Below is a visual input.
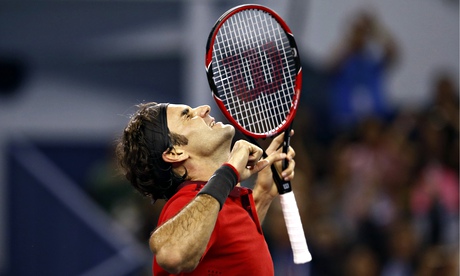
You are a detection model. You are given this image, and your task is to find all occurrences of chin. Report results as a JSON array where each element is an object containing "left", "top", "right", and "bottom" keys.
[
  {"left": 225, "top": 124, "right": 235, "bottom": 138},
  {"left": 216, "top": 125, "right": 234, "bottom": 146}
]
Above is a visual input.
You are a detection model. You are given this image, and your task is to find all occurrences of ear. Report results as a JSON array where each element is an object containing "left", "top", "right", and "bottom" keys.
[{"left": 162, "top": 147, "right": 189, "bottom": 164}]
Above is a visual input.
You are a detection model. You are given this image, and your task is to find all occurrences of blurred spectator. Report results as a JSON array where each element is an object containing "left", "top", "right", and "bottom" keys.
[
  {"left": 344, "top": 244, "right": 380, "bottom": 276},
  {"left": 325, "top": 9, "right": 399, "bottom": 131},
  {"left": 430, "top": 72, "right": 459, "bottom": 134},
  {"left": 338, "top": 118, "right": 405, "bottom": 236},
  {"left": 426, "top": 71, "right": 459, "bottom": 171},
  {"left": 415, "top": 245, "right": 459, "bottom": 276},
  {"left": 381, "top": 220, "right": 419, "bottom": 276},
  {"left": 308, "top": 218, "right": 345, "bottom": 276},
  {"left": 409, "top": 72, "right": 459, "bottom": 249}
]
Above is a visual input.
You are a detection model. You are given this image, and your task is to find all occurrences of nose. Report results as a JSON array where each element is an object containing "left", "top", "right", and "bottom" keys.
[{"left": 197, "top": 105, "right": 211, "bottom": 117}]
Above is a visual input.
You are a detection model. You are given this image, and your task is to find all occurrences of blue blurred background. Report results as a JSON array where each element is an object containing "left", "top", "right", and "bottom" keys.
[{"left": 0, "top": 0, "right": 458, "bottom": 275}]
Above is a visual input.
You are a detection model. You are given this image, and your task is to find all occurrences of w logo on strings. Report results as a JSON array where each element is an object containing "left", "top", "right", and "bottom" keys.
[{"left": 222, "top": 41, "right": 284, "bottom": 102}]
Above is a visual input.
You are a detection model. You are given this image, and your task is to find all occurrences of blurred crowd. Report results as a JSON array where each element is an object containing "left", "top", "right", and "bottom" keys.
[{"left": 263, "top": 10, "right": 459, "bottom": 276}]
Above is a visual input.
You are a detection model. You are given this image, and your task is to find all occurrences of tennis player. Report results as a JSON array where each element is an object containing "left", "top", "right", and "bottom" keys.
[{"left": 116, "top": 102, "right": 296, "bottom": 275}]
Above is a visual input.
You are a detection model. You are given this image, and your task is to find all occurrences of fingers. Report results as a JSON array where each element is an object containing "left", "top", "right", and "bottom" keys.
[
  {"left": 266, "top": 129, "right": 294, "bottom": 155},
  {"left": 256, "top": 151, "right": 294, "bottom": 181},
  {"left": 286, "top": 145, "right": 296, "bottom": 160},
  {"left": 226, "top": 137, "right": 297, "bottom": 183},
  {"left": 280, "top": 155, "right": 295, "bottom": 181},
  {"left": 263, "top": 152, "right": 287, "bottom": 168},
  {"left": 269, "top": 143, "right": 296, "bottom": 182},
  {"left": 227, "top": 140, "right": 264, "bottom": 181},
  {"left": 247, "top": 144, "right": 263, "bottom": 168}
]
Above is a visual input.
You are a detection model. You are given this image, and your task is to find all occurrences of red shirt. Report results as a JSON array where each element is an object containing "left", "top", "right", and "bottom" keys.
[{"left": 153, "top": 181, "right": 274, "bottom": 276}]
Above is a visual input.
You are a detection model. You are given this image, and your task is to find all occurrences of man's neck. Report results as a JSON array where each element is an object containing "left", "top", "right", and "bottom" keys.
[{"left": 185, "top": 152, "right": 230, "bottom": 182}]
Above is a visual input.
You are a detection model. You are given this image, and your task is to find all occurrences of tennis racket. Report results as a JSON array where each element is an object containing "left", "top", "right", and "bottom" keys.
[{"left": 205, "top": 4, "right": 311, "bottom": 264}]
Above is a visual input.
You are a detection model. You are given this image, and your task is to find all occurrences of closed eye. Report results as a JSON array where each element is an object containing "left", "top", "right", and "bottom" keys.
[{"left": 181, "top": 108, "right": 191, "bottom": 119}]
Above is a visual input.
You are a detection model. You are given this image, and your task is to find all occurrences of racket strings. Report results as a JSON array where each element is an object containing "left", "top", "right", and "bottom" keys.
[{"left": 211, "top": 9, "right": 297, "bottom": 135}]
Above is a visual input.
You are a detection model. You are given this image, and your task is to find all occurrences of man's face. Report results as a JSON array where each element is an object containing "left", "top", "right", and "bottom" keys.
[{"left": 166, "top": 104, "right": 234, "bottom": 156}]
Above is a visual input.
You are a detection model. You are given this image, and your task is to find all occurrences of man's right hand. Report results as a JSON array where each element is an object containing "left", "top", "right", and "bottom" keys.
[{"left": 227, "top": 140, "right": 286, "bottom": 182}]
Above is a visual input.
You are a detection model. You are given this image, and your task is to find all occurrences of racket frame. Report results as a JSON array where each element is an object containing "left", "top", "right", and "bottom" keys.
[{"left": 205, "top": 4, "right": 302, "bottom": 139}]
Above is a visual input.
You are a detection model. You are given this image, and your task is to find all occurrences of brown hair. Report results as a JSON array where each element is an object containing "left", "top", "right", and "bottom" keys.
[{"left": 116, "top": 102, "right": 188, "bottom": 201}]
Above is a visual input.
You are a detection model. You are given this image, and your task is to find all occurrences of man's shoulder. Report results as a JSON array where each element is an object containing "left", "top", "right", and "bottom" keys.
[{"left": 158, "top": 181, "right": 206, "bottom": 223}]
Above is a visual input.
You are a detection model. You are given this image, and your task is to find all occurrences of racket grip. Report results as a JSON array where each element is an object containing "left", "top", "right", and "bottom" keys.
[{"left": 279, "top": 191, "right": 312, "bottom": 264}]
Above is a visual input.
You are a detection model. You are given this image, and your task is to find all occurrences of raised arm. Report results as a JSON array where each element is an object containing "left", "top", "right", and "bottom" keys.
[
  {"left": 150, "top": 140, "right": 285, "bottom": 274},
  {"left": 252, "top": 131, "right": 296, "bottom": 223}
]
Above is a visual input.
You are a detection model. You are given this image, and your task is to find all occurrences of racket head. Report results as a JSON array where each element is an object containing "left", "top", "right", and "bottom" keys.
[{"left": 205, "top": 4, "right": 302, "bottom": 139}]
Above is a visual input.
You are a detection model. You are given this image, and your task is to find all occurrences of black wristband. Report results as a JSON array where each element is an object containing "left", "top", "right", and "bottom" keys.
[{"left": 197, "top": 164, "right": 239, "bottom": 210}]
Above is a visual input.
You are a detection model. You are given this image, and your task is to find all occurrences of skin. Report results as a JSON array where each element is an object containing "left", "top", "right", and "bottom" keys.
[{"left": 149, "top": 104, "right": 296, "bottom": 274}]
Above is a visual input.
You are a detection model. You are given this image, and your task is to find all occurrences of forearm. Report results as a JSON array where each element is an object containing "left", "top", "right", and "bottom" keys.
[
  {"left": 150, "top": 194, "right": 220, "bottom": 273},
  {"left": 253, "top": 187, "right": 277, "bottom": 223},
  {"left": 150, "top": 164, "right": 239, "bottom": 274}
]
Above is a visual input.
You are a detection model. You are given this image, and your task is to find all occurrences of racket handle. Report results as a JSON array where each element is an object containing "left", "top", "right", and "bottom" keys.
[
  {"left": 279, "top": 191, "right": 312, "bottom": 264},
  {"left": 282, "top": 124, "right": 292, "bottom": 170}
]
